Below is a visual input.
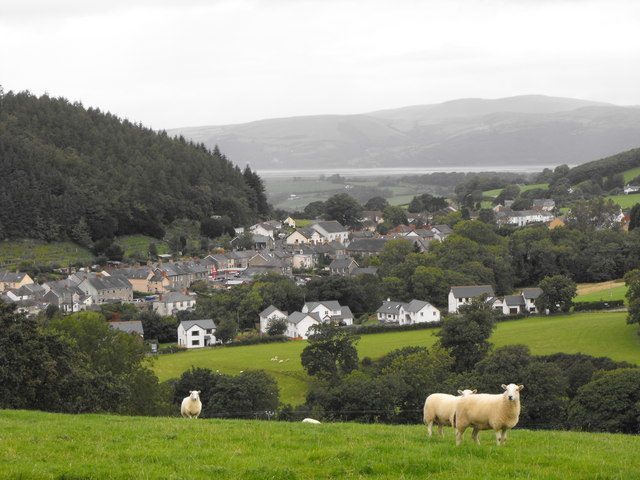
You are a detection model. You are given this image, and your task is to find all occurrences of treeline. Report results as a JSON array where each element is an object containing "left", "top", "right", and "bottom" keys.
[
  {"left": 0, "top": 90, "right": 267, "bottom": 243},
  {"left": 564, "top": 147, "right": 640, "bottom": 185}
]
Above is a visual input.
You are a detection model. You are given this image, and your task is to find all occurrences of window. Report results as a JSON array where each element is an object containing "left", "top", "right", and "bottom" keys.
[
  {"left": 191, "top": 330, "right": 200, "bottom": 336},
  {"left": 206, "top": 329, "right": 212, "bottom": 334},
  {"left": 192, "top": 340, "right": 200, "bottom": 346},
  {"left": 420, "top": 312, "right": 424, "bottom": 316}
]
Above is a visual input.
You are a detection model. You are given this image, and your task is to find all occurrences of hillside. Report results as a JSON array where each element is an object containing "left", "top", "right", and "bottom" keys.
[
  {"left": 0, "top": 91, "right": 265, "bottom": 243},
  {"left": 1, "top": 410, "right": 638, "bottom": 479},
  {"left": 154, "top": 312, "right": 639, "bottom": 405},
  {"left": 169, "top": 95, "right": 640, "bottom": 170}
]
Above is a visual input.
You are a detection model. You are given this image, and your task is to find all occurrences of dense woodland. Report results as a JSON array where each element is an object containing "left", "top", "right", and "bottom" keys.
[{"left": 0, "top": 90, "right": 268, "bottom": 243}]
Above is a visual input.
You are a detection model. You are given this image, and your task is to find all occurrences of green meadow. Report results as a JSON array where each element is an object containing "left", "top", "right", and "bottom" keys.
[
  {"left": 153, "top": 312, "right": 639, "bottom": 405},
  {"left": 606, "top": 193, "right": 640, "bottom": 209},
  {"left": 1, "top": 410, "right": 638, "bottom": 480},
  {"left": 0, "top": 239, "right": 93, "bottom": 269}
]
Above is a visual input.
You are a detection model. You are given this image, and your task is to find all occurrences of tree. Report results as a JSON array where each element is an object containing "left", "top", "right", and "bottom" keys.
[
  {"left": 303, "top": 201, "right": 325, "bottom": 219},
  {"left": 382, "top": 205, "right": 408, "bottom": 227},
  {"left": 568, "top": 369, "right": 640, "bottom": 433},
  {"left": 266, "top": 318, "right": 287, "bottom": 336},
  {"left": 536, "top": 274, "right": 576, "bottom": 314},
  {"left": 364, "top": 196, "right": 389, "bottom": 211},
  {"left": 324, "top": 193, "right": 363, "bottom": 228},
  {"left": 301, "top": 323, "right": 359, "bottom": 380},
  {"left": 629, "top": 203, "right": 640, "bottom": 231},
  {"left": 624, "top": 269, "right": 640, "bottom": 326},
  {"left": 410, "top": 266, "right": 448, "bottom": 307},
  {"left": 436, "top": 297, "right": 497, "bottom": 372},
  {"left": 216, "top": 318, "right": 238, "bottom": 343},
  {"left": 70, "top": 217, "right": 92, "bottom": 248}
]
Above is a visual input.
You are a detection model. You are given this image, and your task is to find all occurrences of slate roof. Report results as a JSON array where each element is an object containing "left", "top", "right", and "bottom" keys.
[
  {"left": 504, "top": 295, "right": 526, "bottom": 307},
  {"left": 404, "top": 299, "right": 432, "bottom": 313},
  {"left": 260, "top": 305, "right": 286, "bottom": 317},
  {"left": 304, "top": 300, "right": 342, "bottom": 312},
  {"left": 377, "top": 301, "right": 404, "bottom": 315},
  {"left": 432, "top": 224, "right": 453, "bottom": 235},
  {"left": 287, "top": 311, "right": 321, "bottom": 325},
  {"left": 522, "top": 287, "right": 543, "bottom": 300},
  {"left": 313, "top": 221, "right": 347, "bottom": 234},
  {"left": 0, "top": 271, "right": 29, "bottom": 282},
  {"left": 158, "top": 292, "right": 194, "bottom": 303},
  {"left": 180, "top": 319, "right": 216, "bottom": 331},
  {"left": 450, "top": 285, "right": 495, "bottom": 298},
  {"left": 83, "top": 275, "right": 132, "bottom": 291},
  {"left": 353, "top": 266, "right": 379, "bottom": 276},
  {"left": 329, "top": 258, "right": 357, "bottom": 269},
  {"left": 346, "top": 238, "right": 388, "bottom": 253},
  {"left": 109, "top": 321, "right": 144, "bottom": 336}
]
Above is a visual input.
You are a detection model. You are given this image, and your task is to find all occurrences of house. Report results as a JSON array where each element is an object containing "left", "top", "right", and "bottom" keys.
[
  {"left": 259, "top": 305, "right": 288, "bottom": 333},
  {"left": 502, "top": 295, "right": 526, "bottom": 315},
  {"left": 286, "top": 227, "right": 322, "bottom": 246},
  {"left": 283, "top": 217, "right": 296, "bottom": 228},
  {"left": 430, "top": 225, "right": 453, "bottom": 241},
  {"left": 292, "top": 247, "right": 317, "bottom": 269},
  {"left": 329, "top": 258, "right": 358, "bottom": 276},
  {"left": 346, "top": 238, "right": 388, "bottom": 257},
  {"left": 532, "top": 199, "right": 555, "bottom": 212},
  {"left": 521, "top": 288, "right": 542, "bottom": 314},
  {"left": 448, "top": 285, "right": 495, "bottom": 313},
  {"left": 154, "top": 262, "right": 209, "bottom": 290},
  {"left": 496, "top": 209, "right": 554, "bottom": 227},
  {"left": 352, "top": 266, "right": 378, "bottom": 276},
  {"left": 153, "top": 291, "right": 196, "bottom": 316},
  {"left": 302, "top": 301, "right": 354, "bottom": 325},
  {"left": 177, "top": 319, "right": 217, "bottom": 348},
  {"left": 109, "top": 320, "right": 144, "bottom": 338},
  {"left": 624, "top": 184, "right": 640, "bottom": 194},
  {"left": 311, "top": 221, "right": 349, "bottom": 245},
  {"left": 0, "top": 271, "right": 34, "bottom": 292},
  {"left": 284, "top": 312, "right": 320, "bottom": 339},
  {"left": 77, "top": 275, "right": 133, "bottom": 304},
  {"left": 377, "top": 299, "right": 441, "bottom": 324},
  {"left": 250, "top": 223, "right": 276, "bottom": 239},
  {"left": 42, "top": 285, "right": 90, "bottom": 313}
]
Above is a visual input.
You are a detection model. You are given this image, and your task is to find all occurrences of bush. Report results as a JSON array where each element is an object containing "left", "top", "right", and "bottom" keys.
[
  {"left": 345, "top": 321, "right": 442, "bottom": 335},
  {"left": 573, "top": 300, "right": 624, "bottom": 311}
]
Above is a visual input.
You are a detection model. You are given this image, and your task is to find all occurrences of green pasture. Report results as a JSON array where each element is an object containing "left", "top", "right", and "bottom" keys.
[
  {"left": 153, "top": 312, "right": 638, "bottom": 405},
  {"left": 0, "top": 240, "right": 93, "bottom": 269}
]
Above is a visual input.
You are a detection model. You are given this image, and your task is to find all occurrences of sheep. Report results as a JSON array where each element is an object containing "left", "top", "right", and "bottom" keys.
[
  {"left": 454, "top": 383, "right": 524, "bottom": 446},
  {"left": 423, "top": 389, "right": 476, "bottom": 437},
  {"left": 181, "top": 390, "right": 202, "bottom": 419},
  {"left": 302, "top": 418, "right": 321, "bottom": 424}
]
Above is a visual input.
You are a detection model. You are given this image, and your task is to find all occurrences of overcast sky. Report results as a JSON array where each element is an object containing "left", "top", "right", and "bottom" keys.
[{"left": 1, "top": 0, "right": 639, "bottom": 129}]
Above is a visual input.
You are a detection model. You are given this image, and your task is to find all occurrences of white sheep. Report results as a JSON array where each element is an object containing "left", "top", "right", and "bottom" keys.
[
  {"left": 302, "top": 418, "right": 321, "bottom": 424},
  {"left": 181, "top": 390, "right": 202, "bottom": 419},
  {"left": 454, "top": 383, "right": 524, "bottom": 446},
  {"left": 423, "top": 389, "right": 476, "bottom": 437}
]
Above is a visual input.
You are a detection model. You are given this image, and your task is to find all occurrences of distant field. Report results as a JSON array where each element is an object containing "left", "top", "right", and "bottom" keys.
[
  {"left": 575, "top": 280, "right": 627, "bottom": 303},
  {"left": 116, "top": 235, "right": 170, "bottom": 258},
  {"left": 623, "top": 166, "right": 640, "bottom": 183},
  {"left": 2, "top": 410, "right": 640, "bottom": 479},
  {"left": 0, "top": 240, "right": 93, "bottom": 269},
  {"left": 153, "top": 312, "right": 638, "bottom": 405},
  {"left": 483, "top": 183, "right": 549, "bottom": 198},
  {"left": 606, "top": 193, "right": 640, "bottom": 209}
]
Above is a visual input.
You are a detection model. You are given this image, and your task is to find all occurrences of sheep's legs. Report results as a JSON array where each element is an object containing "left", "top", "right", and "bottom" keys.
[
  {"left": 501, "top": 429, "right": 508, "bottom": 445},
  {"left": 494, "top": 430, "right": 501, "bottom": 446},
  {"left": 426, "top": 421, "right": 433, "bottom": 437},
  {"left": 438, "top": 425, "right": 444, "bottom": 437},
  {"left": 455, "top": 427, "right": 465, "bottom": 446},
  {"left": 471, "top": 428, "right": 480, "bottom": 445}
]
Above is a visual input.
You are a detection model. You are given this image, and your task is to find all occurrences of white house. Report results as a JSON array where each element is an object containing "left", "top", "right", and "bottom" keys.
[
  {"left": 624, "top": 184, "right": 640, "bottom": 194},
  {"left": 521, "top": 288, "right": 542, "bottom": 314},
  {"left": 311, "top": 221, "right": 349, "bottom": 245},
  {"left": 284, "top": 312, "right": 320, "bottom": 339},
  {"left": 259, "top": 305, "right": 288, "bottom": 333},
  {"left": 302, "top": 301, "right": 354, "bottom": 325},
  {"left": 177, "top": 319, "right": 217, "bottom": 348},
  {"left": 498, "top": 210, "right": 554, "bottom": 227},
  {"left": 286, "top": 228, "right": 322, "bottom": 246},
  {"left": 153, "top": 291, "right": 196, "bottom": 316},
  {"left": 250, "top": 223, "right": 276, "bottom": 239},
  {"left": 283, "top": 217, "right": 296, "bottom": 228},
  {"left": 448, "top": 285, "right": 495, "bottom": 313},
  {"left": 377, "top": 299, "right": 440, "bottom": 324}
]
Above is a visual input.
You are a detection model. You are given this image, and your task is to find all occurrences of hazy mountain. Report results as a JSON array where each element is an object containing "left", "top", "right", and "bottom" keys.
[{"left": 169, "top": 95, "right": 640, "bottom": 170}]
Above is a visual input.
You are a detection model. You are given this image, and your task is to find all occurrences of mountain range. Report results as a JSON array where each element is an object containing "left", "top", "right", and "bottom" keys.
[{"left": 168, "top": 95, "right": 640, "bottom": 171}]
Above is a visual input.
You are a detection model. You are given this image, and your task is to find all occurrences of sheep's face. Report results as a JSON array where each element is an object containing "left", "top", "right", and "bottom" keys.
[
  {"left": 189, "top": 390, "right": 201, "bottom": 401},
  {"left": 457, "top": 389, "right": 477, "bottom": 396},
  {"left": 501, "top": 384, "right": 524, "bottom": 402}
]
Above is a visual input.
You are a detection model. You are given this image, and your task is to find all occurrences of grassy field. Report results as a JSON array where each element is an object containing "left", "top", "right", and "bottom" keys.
[
  {"left": 1, "top": 410, "right": 639, "bottom": 479},
  {"left": 483, "top": 183, "right": 549, "bottom": 198},
  {"left": 0, "top": 239, "right": 93, "bottom": 269},
  {"left": 116, "top": 235, "right": 170, "bottom": 258},
  {"left": 153, "top": 312, "right": 639, "bottom": 405},
  {"left": 606, "top": 193, "right": 640, "bottom": 209},
  {"left": 623, "top": 166, "right": 640, "bottom": 183},
  {"left": 575, "top": 280, "right": 627, "bottom": 303}
]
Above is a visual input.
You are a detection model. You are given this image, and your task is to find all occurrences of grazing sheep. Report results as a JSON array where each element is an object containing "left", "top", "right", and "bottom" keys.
[
  {"left": 302, "top": 418, "right": 321, "bottom": 424},
  {"left": 454, "top": 383, "right": 524, "bottom": 446},
  {"left": 181, "top": 390, "right": 202, "bottom": 419},
  {"left": 423, "top": 389, "right": 476, "bottom": 437}
]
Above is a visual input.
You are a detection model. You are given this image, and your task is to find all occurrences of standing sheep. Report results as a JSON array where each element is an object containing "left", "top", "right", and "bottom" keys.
[
  {"left": 423, "top": 389, "right": 476, "bottom": 437},
  {"left": 454, "top": 383, "right": 524, "bottom": 446},
  {"left": 181, "top": 390, "right": 202, "bottom": 419}
]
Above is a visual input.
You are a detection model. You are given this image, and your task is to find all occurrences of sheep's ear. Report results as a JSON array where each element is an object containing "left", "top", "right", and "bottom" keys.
[
  {"left": 196, "top": 391, "right": 201, "bottom": 394},
  {"left": 517, "top": 385, "right": 524, "bottom": 391},
  {"left": 501, "top": 384, "right": 507, "bottom": 390},
  {"left": 189, "top": 390, "right": 193, "bottom": 394},
  {"left": 472, "top": 389, "right": 477, "bottom": 394},
  {"left": 457, "top": 390, "right": 463, "bottom": 395}
]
